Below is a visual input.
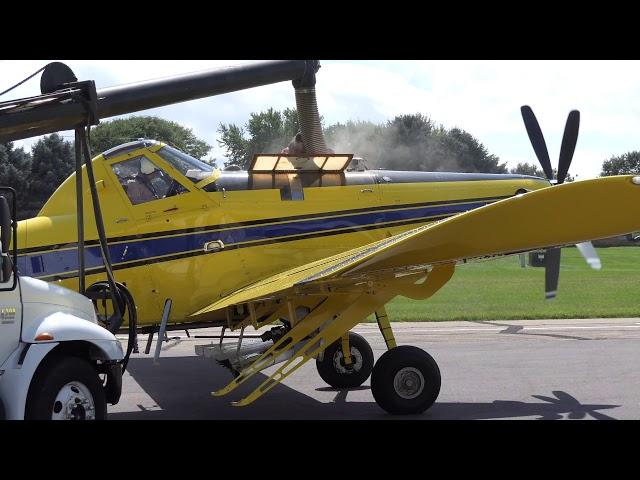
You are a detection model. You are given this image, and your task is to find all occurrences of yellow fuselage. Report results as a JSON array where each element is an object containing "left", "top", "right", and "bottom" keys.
[{"left": 15, "top": 143, "right": 549, "bottom": 326}]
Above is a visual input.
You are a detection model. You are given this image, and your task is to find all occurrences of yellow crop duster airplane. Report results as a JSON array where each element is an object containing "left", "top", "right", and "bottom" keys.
[{"left": 2, "top": 60, "right": 640, "bottom": 414}]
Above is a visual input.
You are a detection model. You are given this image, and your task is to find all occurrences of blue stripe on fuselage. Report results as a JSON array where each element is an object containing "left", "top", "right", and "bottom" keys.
[{"left": 17, "top": 200, "right": 489, "bottom": 278}]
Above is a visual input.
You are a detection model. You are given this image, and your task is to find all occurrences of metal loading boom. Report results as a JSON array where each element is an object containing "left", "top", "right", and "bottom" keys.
[{"left": 0, "top": 60, "right": 319, "bottom": 143}]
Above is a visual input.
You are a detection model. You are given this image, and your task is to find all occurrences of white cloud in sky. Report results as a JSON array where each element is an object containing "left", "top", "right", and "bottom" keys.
[{"left": 2, "top": 59, "right": 639, "bottom": 178}]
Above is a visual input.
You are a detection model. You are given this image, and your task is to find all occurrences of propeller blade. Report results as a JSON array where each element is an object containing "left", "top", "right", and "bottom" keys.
[
  {"left": 520, "top": 105, "right": 554, "bottom": 180},
  {"left": 557, "top": 110, "right": 580, "bottom": 184},
  {"left": 544, "top": 247, "right": 562, "bottom": 300},
  {"left": 575, "top": 241, "right": 601, "bottom": 270}
]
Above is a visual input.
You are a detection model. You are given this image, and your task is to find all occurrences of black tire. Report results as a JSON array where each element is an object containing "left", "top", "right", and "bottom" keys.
[
  {"left": 25, "top": 356, "right": 107, "bottom": 420},
  {"left": 316, "top": 332, "right": 374, "bottom": 388},
  {"left": 371, "top": 346, "right": 441, "bottom": 415}
]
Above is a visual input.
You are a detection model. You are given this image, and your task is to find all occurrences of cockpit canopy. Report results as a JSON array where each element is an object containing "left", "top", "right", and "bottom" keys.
[
  {"left": 103, "top": 139, "right": 214, "bottom": 183},
  {"left": 155, "top": 145, "right": 214, "bottom": 182}
]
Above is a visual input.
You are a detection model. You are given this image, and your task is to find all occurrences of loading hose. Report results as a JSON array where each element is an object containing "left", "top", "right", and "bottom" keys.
[
  {"left": 293, "top": 61, "right": 331, "bottom": 154},
  {"left": 86, "top": 281, "right": 137, "bottom": 372}
]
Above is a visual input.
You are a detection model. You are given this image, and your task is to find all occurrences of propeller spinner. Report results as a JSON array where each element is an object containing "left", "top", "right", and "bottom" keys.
[{"left": 520, "top": 106, "right": 599, "bottom": 299}]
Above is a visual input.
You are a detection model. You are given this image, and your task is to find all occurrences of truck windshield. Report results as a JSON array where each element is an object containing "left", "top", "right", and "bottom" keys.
[{"left": 155, "top": 146, "right": 214, "bottom": 183}]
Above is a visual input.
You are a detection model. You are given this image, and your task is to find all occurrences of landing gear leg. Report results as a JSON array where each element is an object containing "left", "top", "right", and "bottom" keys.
[
  {"left": 371, "top": 306, "right": 441, "bottom": 415},
  {"left": 375, "top": 307, "right": 396, "bottom": 350}
]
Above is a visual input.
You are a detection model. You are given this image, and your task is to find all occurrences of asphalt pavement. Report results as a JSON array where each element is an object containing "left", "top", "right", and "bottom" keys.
[{"left": 109, "top": 318, "right": 640, "bottom": 420}]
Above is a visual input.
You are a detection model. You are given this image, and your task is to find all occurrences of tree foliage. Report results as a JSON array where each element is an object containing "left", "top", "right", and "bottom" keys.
[
  {"left": 509, "top": 162, "right": 577, "bottom": 182},
  {"left": 0, "top": 134, "right": 75, "bottom": 219},
  {"left": 29, "top": 134, "right": 75, "bottom": 205},
  {"left": 509, "top": 162, "right": 545, "bottom": 177},
  {"left": 220, "top": 110, "right": 507, "bottom": 173},
  {"left": 218, "top": 108, "right": 299, "bottom": 168},
  {"left": 440, "top": 128, "right": 507, "bottom": 173},
  {"left": 0, "top": 142, "right": 32, "bottom": 216},
  {"left": 601, "top": 151, "right": 640, "bottom": 176},
  {"left": 90, "top": 116, "right": 211, "bottom": 159}
]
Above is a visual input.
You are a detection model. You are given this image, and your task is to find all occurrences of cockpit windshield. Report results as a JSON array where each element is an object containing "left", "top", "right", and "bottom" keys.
[{"left": 155, "top": 145, "right": 214, "bottom": 183}]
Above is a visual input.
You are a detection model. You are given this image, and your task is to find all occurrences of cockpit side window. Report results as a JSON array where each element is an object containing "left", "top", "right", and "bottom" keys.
[{"left": 111, "top": 156, "right": 188, "bottom": 205}]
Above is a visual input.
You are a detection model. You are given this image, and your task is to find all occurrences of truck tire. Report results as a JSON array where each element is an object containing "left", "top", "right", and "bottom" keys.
[{"left": 25, "top": 356, "right": 107, "bottom": 420}]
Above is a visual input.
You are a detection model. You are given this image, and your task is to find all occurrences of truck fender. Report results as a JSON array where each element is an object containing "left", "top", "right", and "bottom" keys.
[
  {"left": 22, "top": 310, "right": 124, "bottom": 370},
  {"left": 1, "top": 314, "right": 124, "bottom": 419},
  {"left": 0, "top": 336, "right": 124, "bottom": 420}
]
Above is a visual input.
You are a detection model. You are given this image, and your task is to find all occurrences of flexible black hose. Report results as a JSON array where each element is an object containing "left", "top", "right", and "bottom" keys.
[
  {"left": 80, "top": 128, "right": 123, "bottom": 327},
  {"left": 86, "top": 281, "right": 137, "bottom": 372},
  {"left": 117, "top": 284, "right": 137, "bottom": 371}
]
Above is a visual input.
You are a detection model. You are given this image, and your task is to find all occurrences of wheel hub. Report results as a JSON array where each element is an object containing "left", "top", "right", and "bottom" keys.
[
  {"left": 333, "top": 348, "right": 363, "bottom": 374},
  {"left": 393, "top": 367, "right": 425, "bottom": 400},
  {"left": 52, "top": 382, "right": 96, "bottom": 420}
]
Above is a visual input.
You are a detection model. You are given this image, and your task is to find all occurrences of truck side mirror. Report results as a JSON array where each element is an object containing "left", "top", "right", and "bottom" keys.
[{"left": 0, "top": 196, "right": 12, "bottom": 283}]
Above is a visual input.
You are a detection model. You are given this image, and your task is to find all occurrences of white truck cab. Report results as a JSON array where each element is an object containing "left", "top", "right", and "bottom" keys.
[{"left": 0, "top": 189, "right": 123, "bottom": 420}]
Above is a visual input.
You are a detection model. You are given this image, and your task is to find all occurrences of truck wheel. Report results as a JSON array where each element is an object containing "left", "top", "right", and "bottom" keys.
[
  {"left": 316, "top": 332, "right": 374, "bottom": 388},
  {"left": 371, "top": 346, "right": 441, "bottom": 415},
  {"left": 26, "top": 356, "right": 107, "bottom": 420}
]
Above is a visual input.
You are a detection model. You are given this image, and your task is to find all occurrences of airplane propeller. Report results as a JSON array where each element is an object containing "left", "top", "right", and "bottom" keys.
[
  {"left": 520, "top": 106, "right": 600, "bottom": 300},
  {"left": 521, "top": 106, "right": 579, "bottom": 186}
]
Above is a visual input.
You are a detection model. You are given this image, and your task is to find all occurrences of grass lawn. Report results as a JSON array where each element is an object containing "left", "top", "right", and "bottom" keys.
[{"left": 378, "top": 247, "right": 640, "bottom": 322}]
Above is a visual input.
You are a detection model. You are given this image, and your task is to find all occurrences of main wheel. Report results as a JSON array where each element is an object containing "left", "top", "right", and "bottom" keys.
[
  {"left": 316, "top": 332, "right": 374, "bottom": 388},
  {"left": 371, "top": 346, "right": 441, "bottom": 415},
  {"left": 25, "top": 356, "right": 107, "bottom": 420}
]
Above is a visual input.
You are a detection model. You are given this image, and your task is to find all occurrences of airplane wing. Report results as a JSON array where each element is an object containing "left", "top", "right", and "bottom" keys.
[
  {"left": 192, "top": 174, "right": 640, "bottom": 318},
  {"left": 200, "top": 175, "right": 640, "bottom": 405}
]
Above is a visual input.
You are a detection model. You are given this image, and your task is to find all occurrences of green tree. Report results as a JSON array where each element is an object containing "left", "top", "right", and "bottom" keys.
[
  {"left": 509, "top": 163, "right": 575, "bottom": 182},
  {"left": 217, "top": 124, "right": 248, "bottom": 168},
  {"left": 28, "top": 134, "right": 75, "bottom": 209},
  {"left": 218, "top": 108, "right": 300, "bottom": 168},
  {"left": 327, "top": 114, "right": 504, "bottom": 173},
  {"left": 382, "top": 114, "right": 439, "bottom": 171},
  {"left": 0, "top": 142, "right": 32, "bottom": 219},
  {"left": 601, "top": 151, "right": 640, "bottom": 176},
  {"left": 387, "top": 114, "right": 434, "bottom": 145},
  {"left": 218, "top": 109, "right": 504, "bottom": 173},
  {"left": 439, "top": 127, "right": 507, "bottom": 173},
  {"left": 510, "top": 162, "right": 545, "bottom": 177},
  {"left": 90, "top": 116, "right": 211, "bottom": 159},
  {"left": 282, "top": 108, "right": 300, "bottom": 138}
]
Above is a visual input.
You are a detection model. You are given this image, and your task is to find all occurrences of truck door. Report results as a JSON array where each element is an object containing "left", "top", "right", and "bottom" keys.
[
  {"left": 0, "top": 273, "right": 20, "bottom": 366},
  {"left": 0, "top": 192, "right": 20, "bottom": 365}
]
